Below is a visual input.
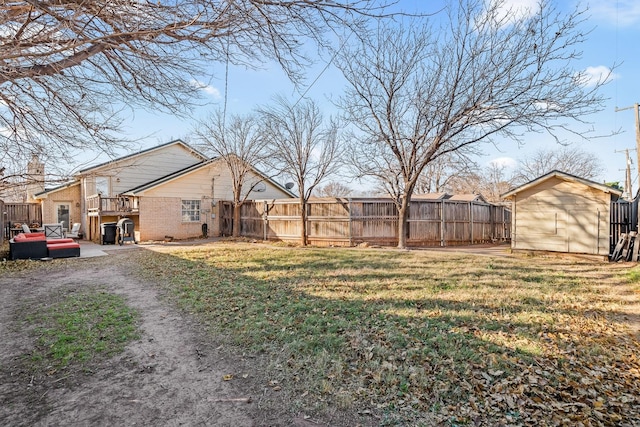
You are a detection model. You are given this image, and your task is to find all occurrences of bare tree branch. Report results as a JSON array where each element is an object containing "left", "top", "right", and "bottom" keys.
[
  {"left": 336, "top": 0, "right": 609, "bottom": 248},
  {"left": 0, "top": 0, "right": 392, "bottom": 176},
  {"left": 514, "top": 147, "right": 604, "bottom": 184},
  {"left": 193, "top": 109, "right": 268, "bottom": 237},
  {"left": 258, "top": 95, "right": 343, "bottom": 245}
]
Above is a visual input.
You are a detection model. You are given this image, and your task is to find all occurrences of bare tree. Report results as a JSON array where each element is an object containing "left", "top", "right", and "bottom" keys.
[
  {"left": 514, "top": 147, "right": 604, "bottom": 184},
  {"left": 314, "top": 181, "right": 354, "bottom": 198},
  {"left": 193, "top": 110, "right": 268, "bottom": 237},
  {"left": 259, "top": 96, "right": 343, "bottom": 246},
  {"left": 336, "top": 0, "right": 608, "bottom": 248},
  {"left": 415, "top": 152, "right": 480, "bottom": 194},
  {"left": 0, "top": 1, "right": 388, "bottom": 182},
  {"left": 477, "top": 162, "right": 517, "bottom": 203}
]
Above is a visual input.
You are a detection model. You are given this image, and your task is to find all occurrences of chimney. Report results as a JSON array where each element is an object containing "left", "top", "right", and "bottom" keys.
[{"left": 26, "top": 155, "right": 45, "bottom": 201}]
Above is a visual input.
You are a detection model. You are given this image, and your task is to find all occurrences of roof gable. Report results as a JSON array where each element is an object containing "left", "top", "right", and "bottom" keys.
[
  {"left": 122, "top": 157, "right": 296, "bottom": 197},
  {"left": 501, "top": 170, "right": 622, "bottom": 199},
  {"left": 34, "top": 181, "right": 80, "bottom": 199},
  {"left": 77, "top": 140, "right": 207, "bottom": 175}
]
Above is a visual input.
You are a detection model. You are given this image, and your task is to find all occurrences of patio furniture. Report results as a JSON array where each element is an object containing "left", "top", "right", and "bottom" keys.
[
  {"left": 66, "top": 223, "right": 82, "bottom": 239},
  {"left": 47, "top": 239, "right": 81, "bottom": 258},
  {"left": 9, "top": 232, "right": 48, "bottom": 260},
  {"left": 9, "top": 232, "right": 81, "bottom": 260},
  {"left": 43, "top": 223, "right": 64, "bottom": 239}
]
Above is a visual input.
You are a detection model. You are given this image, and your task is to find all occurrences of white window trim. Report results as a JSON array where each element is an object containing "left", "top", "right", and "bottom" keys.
[{"left": 181, "top": 200, "right": 201, "bottom": 222}]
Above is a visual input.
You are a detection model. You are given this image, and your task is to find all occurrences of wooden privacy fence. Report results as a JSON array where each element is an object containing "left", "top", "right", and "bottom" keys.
[
  {"left": 0, "top": 199, "right": 3, "bottom": 245},
  {"left": 610, "top": 198, "right": 637, "bottom": 252},
  {"left": 231, "top": 198, "right": 511, "bottom": 247},
  {"left": 2, "top": 202, "right": 42, "bottom": 242}
]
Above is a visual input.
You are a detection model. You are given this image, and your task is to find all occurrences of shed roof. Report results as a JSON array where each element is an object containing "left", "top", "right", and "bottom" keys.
[{"left": 501, "top": 170, "right": 623, "bottom": 200}]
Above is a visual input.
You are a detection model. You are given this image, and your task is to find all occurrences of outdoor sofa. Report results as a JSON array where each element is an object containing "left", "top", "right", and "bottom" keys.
[{"left": 9, "top": 232, "right": 80, "bottom": 260}]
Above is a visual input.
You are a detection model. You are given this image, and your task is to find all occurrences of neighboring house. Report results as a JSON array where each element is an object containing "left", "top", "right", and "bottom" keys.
[
  {"left": 447, "top": 194, "right": 488, "bottom": 203},
  {"left": 412, "top": 193, "right": 488, "bottom": 203},
  {"left": 411, "top": 193, "right": 489, "bottom": 203},
  {"left": 501, "top": 170, "right": 622, "bottom": 256},
  {"left": 34, "top": 140, "right": 294, "bottom": 242},
  {"left": 412, "top": 193, "right": 450, "bottom": 200}
]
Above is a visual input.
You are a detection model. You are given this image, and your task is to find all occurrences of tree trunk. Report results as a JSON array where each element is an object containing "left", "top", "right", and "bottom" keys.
[
  {"left": 397, "top": 198, "right": 410, "bottom": 249},
  {"left": 300, "top": 197, "right": 308, "bottom": 246},
  {"left": 232, "top": 203, "right": 241, "bottom": 238}
]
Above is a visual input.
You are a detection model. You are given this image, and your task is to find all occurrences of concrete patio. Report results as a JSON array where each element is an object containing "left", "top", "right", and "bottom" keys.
[{"left": 78, "top": 240, "right": 142, "bottom": 258}]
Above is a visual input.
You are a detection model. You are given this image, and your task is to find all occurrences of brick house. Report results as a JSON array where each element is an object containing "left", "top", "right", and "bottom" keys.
[{"left": 34, "top": 140, "right": 294, "bottom": 242}]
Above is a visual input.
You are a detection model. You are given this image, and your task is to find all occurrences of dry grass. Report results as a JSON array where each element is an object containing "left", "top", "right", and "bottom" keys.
[{"left": 137, "top": 242, "right": 640, "bottom": 426}]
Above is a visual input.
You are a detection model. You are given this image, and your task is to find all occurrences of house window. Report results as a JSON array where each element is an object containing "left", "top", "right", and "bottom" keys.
[
  {"left": 182, "top": 200, "right": 200, "bottom": 222},
  {"left": 96, "top": 176, "right": 109, "bottom": 196}
]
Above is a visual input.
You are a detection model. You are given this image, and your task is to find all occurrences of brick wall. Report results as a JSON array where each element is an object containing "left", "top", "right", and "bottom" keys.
[{"left": 139, "top": 197, "right": 207, "bottom": 241}]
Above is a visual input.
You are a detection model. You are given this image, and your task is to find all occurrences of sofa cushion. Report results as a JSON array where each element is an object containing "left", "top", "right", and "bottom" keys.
[
  {"left": 47, "top": 242, "right": 80, "bottom": 250},
  {"left": 14, "top": 232, "right": 46, "bottom": 242},
  {"left": 47, "top": 238, "right": 75, "bottom": 245},
  {"left": 47, "top": 242, "right": 80, "bottom": 259}
]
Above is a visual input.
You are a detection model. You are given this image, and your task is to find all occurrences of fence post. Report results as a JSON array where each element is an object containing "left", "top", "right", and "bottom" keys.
[
  {"left": 469, "top": 202, "right": 473, "bottom": 245},
  {"left": 262, "top": 201, "right": 268, "bottom": 241},
  {"left": 348, "top": 198, "right": 353, "bottom": 247},
  {"left": 440, "top": 199, "right": 446, "bottom": 247}
]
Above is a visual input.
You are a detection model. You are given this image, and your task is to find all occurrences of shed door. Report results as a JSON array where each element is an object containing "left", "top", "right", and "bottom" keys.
[{"left": 567, "top": 209, "right": 601, "bottom": 255}]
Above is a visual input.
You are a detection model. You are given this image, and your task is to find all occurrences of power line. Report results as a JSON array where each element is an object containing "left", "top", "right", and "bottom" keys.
[{"left": 292, "top": 30, "right": 355, "bottom": 109}]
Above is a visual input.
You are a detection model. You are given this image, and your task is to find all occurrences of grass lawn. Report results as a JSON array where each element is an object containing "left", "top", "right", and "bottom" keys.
[
  {"left": 137, "top": 243, "right": 640, "bottom": 425},
  {"left": 23, "top": 289, "right": 140, "bottom": 374}
]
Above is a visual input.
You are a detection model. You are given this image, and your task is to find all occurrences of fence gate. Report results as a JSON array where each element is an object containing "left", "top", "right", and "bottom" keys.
[
  {"left": 220, "top": 201, "right": 233, "bottom": 236},
  {"left": 610, "top": 196, "right": 639, "bottom": 253}
]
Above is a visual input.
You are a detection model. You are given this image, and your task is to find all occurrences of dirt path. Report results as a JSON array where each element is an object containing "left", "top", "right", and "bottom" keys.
[{"left": 0, "top": 252, "right": 319, "bottom": 427}]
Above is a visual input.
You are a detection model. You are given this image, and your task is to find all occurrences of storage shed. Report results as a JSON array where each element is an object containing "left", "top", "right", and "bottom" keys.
[{"left": 501, "top": 170, "right": 623, "bottom": 256}]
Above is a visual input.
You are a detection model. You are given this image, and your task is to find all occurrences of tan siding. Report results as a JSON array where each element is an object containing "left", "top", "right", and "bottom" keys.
[
  {"left": 136, "top": 162, "right": 290, "bottom": 240},
  {"left": 83, "top": 144, "right": 202, "bottom": 195},
  {"left": 141, "top": 161, "right": 291, "bottom": 200},
  {"left": 511, "top": 177, "right": 611, "bottom": 255}
]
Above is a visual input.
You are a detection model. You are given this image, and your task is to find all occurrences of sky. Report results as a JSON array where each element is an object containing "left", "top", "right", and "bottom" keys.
[{"left": 115, "top": 0, "right": 640, "bottom": 193}]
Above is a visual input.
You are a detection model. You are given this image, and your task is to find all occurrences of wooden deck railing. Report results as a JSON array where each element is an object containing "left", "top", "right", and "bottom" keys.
[{"left": 86, "top": 194, "right": 139, "bottom": 215}]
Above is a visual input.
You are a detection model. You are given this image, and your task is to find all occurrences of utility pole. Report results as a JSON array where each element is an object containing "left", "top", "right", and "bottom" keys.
[
  {"left": 616, "top": 148, "right": 634, "bottom": 199},
  {"left": 616, "top": 103, "right": 640, "bottom": 231},
  {"left": 615, "top": 103, "right": 640, "bottom": 186}
]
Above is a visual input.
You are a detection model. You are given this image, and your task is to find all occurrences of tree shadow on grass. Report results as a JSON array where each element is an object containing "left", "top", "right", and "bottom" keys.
[{"left": 135, "top": 248, "right": 640, "bottom": 426}]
